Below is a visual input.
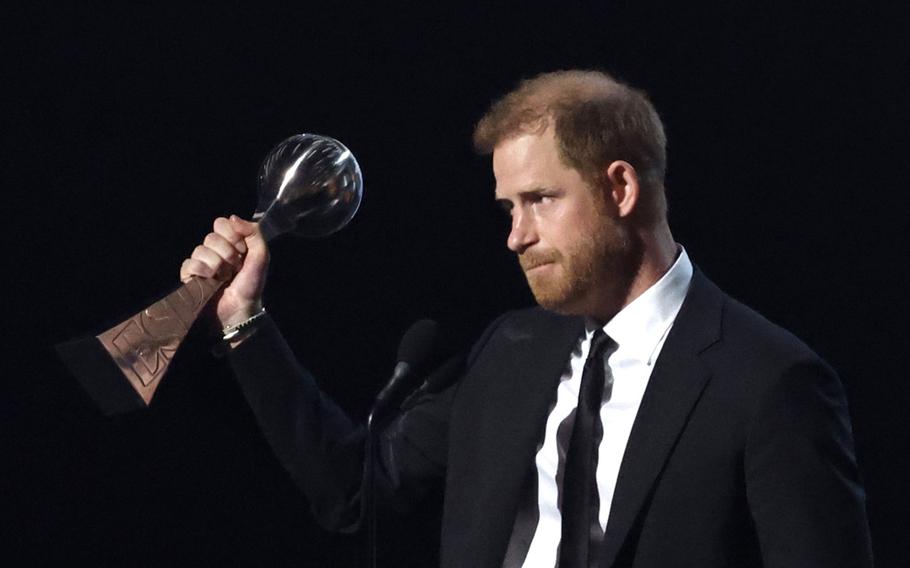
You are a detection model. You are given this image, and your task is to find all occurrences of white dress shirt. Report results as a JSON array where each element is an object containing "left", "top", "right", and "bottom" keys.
[{"left": 519, "top": 248, "right": 693, "bottom": 567}]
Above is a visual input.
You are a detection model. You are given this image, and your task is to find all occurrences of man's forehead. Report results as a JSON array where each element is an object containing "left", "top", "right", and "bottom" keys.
[
  {"left": 493, "top": 128, "right": 566, "bottom": 181},
  {"left": 493, "top": 130, "right": 554, "bottom": 170}
]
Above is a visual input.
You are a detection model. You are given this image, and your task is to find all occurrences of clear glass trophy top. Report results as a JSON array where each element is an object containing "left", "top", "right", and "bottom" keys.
[{"left": 253, "top": 133, "right": 363, "bottom": 241}]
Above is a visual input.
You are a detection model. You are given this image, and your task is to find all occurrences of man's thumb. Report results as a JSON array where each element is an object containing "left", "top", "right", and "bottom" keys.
[{"left": 229, "top": 215, "right": 259, "bottom": 237}]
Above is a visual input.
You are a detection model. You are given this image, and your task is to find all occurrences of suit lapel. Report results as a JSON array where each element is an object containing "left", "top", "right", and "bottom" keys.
[
  {"left": 600, "top": 271, "right": 724, "bottom": 567},
  {"left": 444, "top": 309, "right": 584, "bottom": 567}
]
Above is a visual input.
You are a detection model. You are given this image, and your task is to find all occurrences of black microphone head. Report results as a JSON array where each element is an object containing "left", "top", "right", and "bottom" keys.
[
  {"left": 372, "top": 318, "right": 440, "bottom": 425},
  {"left": 397, "top": 318, "right": 439, "bottom": 369}
]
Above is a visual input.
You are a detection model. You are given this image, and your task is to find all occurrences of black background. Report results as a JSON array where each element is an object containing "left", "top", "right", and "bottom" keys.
[{"left": 3, "top": 2, "right": 907, "bottom": 566}]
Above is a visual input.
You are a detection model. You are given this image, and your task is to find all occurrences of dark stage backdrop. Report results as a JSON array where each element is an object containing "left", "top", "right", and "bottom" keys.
[{"left": 3, "top": 2, "right": 906, "bottom": 566}]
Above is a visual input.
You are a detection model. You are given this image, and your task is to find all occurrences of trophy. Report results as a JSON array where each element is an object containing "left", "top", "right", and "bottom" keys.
[{"left": 56, "top": 134, "right": 363, "bottom": 415}]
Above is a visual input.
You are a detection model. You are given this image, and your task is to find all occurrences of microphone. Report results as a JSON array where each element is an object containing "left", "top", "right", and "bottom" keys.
[{"left": 371, "top": 318, "right": 439, "bottom": 421}]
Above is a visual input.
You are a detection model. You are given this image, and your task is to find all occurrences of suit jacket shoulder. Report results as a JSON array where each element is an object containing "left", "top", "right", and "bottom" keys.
[{"left": 600, "top": 269, "right": 872, "bottom": 567}]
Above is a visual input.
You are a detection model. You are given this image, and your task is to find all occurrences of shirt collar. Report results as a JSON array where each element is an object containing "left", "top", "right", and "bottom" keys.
[{"left": 587, "top": 246, "right": 693, "bottom": 364}]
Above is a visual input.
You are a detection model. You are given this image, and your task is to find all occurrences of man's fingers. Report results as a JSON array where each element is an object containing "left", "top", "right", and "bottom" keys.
[
  {"left": 213, "top": 216, "right": 248, "bottom": 255},
  {"left": 203, "top": 232, "right": 244, "bottom": 269},
  {"left": 190, "top": 244, "right": 235, "bottom": 278},
  {"left": 180, "top": 258, "right": 216, "bottom": 282}
]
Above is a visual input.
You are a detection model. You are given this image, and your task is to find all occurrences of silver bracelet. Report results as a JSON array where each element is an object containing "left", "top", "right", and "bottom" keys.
[{"left": 222, "top": 307, "right": 267, "bottom": 341}]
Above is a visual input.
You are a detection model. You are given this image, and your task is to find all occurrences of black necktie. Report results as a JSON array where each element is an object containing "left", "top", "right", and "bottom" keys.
[{"left": 558, "top": 329, "right": 614, "bottom": 567}]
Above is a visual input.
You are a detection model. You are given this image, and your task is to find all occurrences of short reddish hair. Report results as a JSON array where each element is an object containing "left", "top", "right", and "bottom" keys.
[{"left": 473, "top": 70, "right": 667, "bottom": 223}]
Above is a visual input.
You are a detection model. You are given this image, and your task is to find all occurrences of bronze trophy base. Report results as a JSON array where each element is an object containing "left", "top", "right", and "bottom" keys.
[{"left": 56, "top": 277, "right": 222, "bottom": 415}]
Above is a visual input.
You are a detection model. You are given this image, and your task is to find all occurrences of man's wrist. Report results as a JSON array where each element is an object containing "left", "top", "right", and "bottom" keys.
[
  {"left": 222, "top": 305, "right": 267, "bottom": 341},
  {"left": 210, "top": 305, "right": 267, "bottom": 357},
  {"left": 220, "top": 300, "right": 264, "bottom": 329}
]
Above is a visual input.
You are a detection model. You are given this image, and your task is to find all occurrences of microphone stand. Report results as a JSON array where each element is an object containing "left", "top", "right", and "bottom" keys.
[
  {"left": 361, "top": 319, "right": 438, "bottom": 568},
  {"left": 362, "top": 355, "right": 465, "bottom": 567},
  {"left": 364, "top": 404, "right": 392, "bottom": 568}
]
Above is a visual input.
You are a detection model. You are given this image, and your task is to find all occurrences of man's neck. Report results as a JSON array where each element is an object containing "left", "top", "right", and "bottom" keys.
[
  {"left": 626, "top": 224, "right": 678, "bottom": 304},
  {"left": 590, "top": 223, "right": 677, "bottom": 323}
]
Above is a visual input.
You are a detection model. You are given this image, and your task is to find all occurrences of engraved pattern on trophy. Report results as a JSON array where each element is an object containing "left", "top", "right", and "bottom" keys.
[
  {"left": 97, "top": 276, "right": 223, "bottom": 403},
  {"left": 72, "top": 134, "right": 363, "bottom": 411}
]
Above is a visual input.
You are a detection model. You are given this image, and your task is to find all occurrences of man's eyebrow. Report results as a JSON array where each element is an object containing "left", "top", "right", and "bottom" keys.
[
  {"left": 516, "top": 187, "right": 557, "bottom": 200},
  {"left": 495, "top": 186, "right": 556, "bottom": 208},
  {"left": 502, "top": 185, "right": 549, "bottom": 196}
]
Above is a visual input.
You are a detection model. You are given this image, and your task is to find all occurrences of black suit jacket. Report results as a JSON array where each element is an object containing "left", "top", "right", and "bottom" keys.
[{"left": 228, "top": 270, "right": 872, "bottom": 567}]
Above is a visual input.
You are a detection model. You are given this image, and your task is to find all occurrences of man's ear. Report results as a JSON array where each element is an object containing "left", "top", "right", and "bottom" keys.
[{"left": 605, "top": 161, "right": 640, "bottom": 219}]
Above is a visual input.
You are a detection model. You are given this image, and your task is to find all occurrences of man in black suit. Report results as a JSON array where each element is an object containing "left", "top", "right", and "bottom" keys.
[{"left": 181, "top": 70, "right": 872, "bottom": 566}]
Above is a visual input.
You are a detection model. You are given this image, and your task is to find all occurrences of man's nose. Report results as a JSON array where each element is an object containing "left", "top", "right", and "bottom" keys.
[{"left": 507, "top": 208, "right": 538, "bottom": 253}]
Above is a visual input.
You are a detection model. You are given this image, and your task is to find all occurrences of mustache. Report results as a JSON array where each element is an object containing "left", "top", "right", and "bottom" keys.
[{"left": 519, "top": 251, "right": 561, "bottom": 271}]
